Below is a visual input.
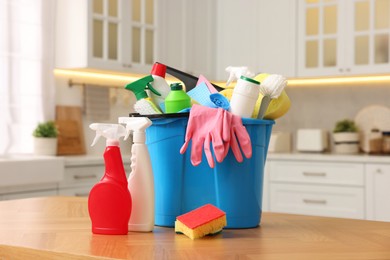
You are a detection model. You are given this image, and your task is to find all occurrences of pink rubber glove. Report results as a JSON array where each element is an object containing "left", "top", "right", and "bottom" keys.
[
  {"left": 180, "top": 104, "right": 231, "bottom": 168},
  {"left": 224, "top": 111, "right": 252, "bottom": 162}
]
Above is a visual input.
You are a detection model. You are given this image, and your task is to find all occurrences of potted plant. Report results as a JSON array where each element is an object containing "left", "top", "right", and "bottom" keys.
[
  {"left": 332, "top": 119, "right": 359, "bottom": 154},
  {"left": 32, "top": 121, "right": 59, "bottom": 155}
]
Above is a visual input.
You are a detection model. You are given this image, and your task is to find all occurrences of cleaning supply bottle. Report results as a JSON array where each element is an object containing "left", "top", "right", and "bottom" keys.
[
  {"left": 118, "top": 116, "right": 154, "bottom": 232},
  {"left": 165, "top": 83, "right": 191, "bottom": 113},
  {"left": 229, "top": 76, "right": 260, "bottom": 118},
  {"left": 225, "top": 66, "right": 255, "bottom": 86},
  {"left": 88, "top": 123, "right": 132, "bottom": 235},
  {"left": 150, "top": 62, "right": 171, "bottom": 109},
  {"left": 125, "top": 75, "right": 162, "bottom": 115}
]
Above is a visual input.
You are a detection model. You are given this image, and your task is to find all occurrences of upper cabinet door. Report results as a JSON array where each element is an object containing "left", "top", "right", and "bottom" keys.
[
  {"left": 89, "top": 0, "right": 130, "bottom": 70},
  {"left": 298, "top": 0, "right": 390, "bottom": 77},
  {"left": 348, "top": 0, "right": 390, "bottom": 75},
  {"left": 129, "top": 0, "right": 156, "bottom": 72},
  {"left": 297, "top": 0, "right": 345, "bottom": 77},
  {"left": 56, "top": 0, "right": 156, "bottom": 73},
  {"left": 215, "top": 0, "right": 297, "bottom": 81},
  {"left": 156, "top": 0, "right": 216, "bottom": 80}
]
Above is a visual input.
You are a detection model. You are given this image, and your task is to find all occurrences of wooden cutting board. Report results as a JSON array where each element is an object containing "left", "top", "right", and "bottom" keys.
[{"left": 55, "top": 106, "right": 86, "bottom": 155}]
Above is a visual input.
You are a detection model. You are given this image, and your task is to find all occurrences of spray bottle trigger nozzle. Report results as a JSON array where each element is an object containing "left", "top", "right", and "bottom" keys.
[
  {"left": 124, "top": 130, "right": 132, "bottom": 141},
  {"left": 146, "top": 82, "right": 161, "bottom": 96},
  {"left": 91, "top": 133, "right": 101, "bottom": 147}
]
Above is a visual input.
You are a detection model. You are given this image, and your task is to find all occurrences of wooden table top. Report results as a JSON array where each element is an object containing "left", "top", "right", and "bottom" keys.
[{"left": 0, "top": 196, "right": 390, "bottom": 260}]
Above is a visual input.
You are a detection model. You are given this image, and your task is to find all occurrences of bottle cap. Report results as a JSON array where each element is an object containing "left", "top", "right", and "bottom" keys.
[
  {"left": 170, "top": 83, "right": 183, "bottom": 90},
  {"left": 151, "top": 63, "right": 167, "bottom": 78},
  {"left": 240, "top": 75, "right": 260, "bottom": 85}
]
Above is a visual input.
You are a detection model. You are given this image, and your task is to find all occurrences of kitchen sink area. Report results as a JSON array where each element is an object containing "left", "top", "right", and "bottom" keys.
[{"left": 0, "top": 155, "right": 64, "bottom": 187}]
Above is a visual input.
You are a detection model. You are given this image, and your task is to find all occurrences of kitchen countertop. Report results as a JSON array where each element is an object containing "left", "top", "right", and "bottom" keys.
[
  {"left": 1, "top": 197, "right": 390, "bottom": 259},
  {"left": 267, "top": 152, "right": 390, "bottom": 163},
  {"left": 64, "top": 154, "right": 131, "bottom": 167}
]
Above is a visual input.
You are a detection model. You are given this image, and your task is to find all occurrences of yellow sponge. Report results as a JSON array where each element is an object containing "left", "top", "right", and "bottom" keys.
[{"left": 175, "top": 204, "right": 227, "bottom": 240}]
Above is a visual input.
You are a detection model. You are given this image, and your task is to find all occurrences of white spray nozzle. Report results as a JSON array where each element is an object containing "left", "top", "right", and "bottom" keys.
[
  {"left": 259, "top": 74, "right": 287, "bottom": 99},
  {"left": 118, "top": 117, "right": 152, "bottom": 140},
  {"left": 225, "top": 66, "right": 255, "bottom": 86},
  {"left": 89, "top": 123, "right": 127, "bottom": 146}
]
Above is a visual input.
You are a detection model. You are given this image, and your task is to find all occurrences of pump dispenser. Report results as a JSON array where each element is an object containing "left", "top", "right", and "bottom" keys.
[
  {"left": 150, "top": 62, "right": 170, "bottom": 109},
  {"left": 125, "top": 75, "right": 162, "bottom": 115},
  {"left": 118, "top": 117, "right": 154, "bottom": 232},
  {"left": 88, "top": 123, "right": 132, "bottom": 235}
]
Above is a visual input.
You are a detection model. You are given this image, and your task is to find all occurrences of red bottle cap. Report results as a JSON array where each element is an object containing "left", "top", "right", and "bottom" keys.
[{"left": 151, "top": 63, "right": 166, "bottom": 78}]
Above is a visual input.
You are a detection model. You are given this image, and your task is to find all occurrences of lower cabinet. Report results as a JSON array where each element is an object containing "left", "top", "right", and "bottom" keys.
[
  {"left": 270, "top": 183, "right": 364, "bottom": 219},
  {"left": 2, "top": 189, "right": 57, "bottom": 200},
  {"left": 59, "top": 160, "right": 131, "bottom": 197},
  {"left": 365, "top": 164, "right": 390, "bottom": 222},
  {"left": 58, "top": 165, "right": 104, "bottom": 197},
  {"left": 266, "top": 160, "right": 366, "bottom": 220},
  {"left": 0, "top": 183, "right": 58, "bottom": 201}
]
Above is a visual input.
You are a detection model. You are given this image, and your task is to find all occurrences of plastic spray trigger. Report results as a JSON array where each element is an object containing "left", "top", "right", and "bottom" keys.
[
  {"left": 89, "top": 123, "right": 126, "bottom": 146},
  {"left": 225, "top": 66, "right": 255, "bottom": 86},
  {"left": 146, "top": 82, "right": 161, "bottom": 96},
  {"left": 118, "top": 117, "right": 152, "bottom": 141},
  {"left": 125, "top": 75, "right": 160, "bottom": 100}
]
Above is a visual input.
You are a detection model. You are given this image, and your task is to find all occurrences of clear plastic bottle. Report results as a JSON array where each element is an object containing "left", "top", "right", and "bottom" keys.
[
  {"left": 164, "top": 83, "right": 191, "bottom": 113},
  {"left": 229, "top": 76, "right": 260, "bottom": 118}
]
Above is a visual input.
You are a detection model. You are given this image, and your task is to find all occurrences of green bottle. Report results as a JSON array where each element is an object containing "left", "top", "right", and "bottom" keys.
[{"left": 164, "top": 83, "right": 191, "bottom": 113}]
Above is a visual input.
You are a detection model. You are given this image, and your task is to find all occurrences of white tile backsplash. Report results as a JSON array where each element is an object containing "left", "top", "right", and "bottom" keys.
[{"left": 275, "top": 84, "right": 390, "bottom": 150}]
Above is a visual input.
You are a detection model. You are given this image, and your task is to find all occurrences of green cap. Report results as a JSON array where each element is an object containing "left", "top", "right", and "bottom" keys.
[
  {"left": 124, "top": 75, "right": 161, "bottom": 100},
  {"left": 170, "top": 83, "right": 183, "bottom": 90},
  {"left": 240, "top": 75, "right": 260, "bottom": 85}
]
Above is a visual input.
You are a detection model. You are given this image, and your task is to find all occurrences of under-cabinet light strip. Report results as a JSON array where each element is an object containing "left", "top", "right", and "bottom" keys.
[
  {"left": 54, "top": 69, "right": 390, "bottom": 87},
  {"left": 287, "top": 75, "right": 390, "bottom": 86}
]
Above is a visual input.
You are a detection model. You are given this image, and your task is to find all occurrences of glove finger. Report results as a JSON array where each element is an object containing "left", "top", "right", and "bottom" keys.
[
  {"left": 221, "top": 109, "right": 232, "bottom": 142},
  {"left": 210, "top": 131, "right": 226, "bottom": 163},
  {"left": 230, "top": 129, "right": 243, "bottom": 163},
  {"left": 190, "top": 137, "right": 204, "bottom": 166},
  {"left": 204, "top": 134, "right": 215, "bottom": 168},
  {"left": 234, "top": 126, "right": 252, "bottom": 159},
  {"left": 222, "top": 140, "right": 230, "bottom": 159},
  {"left": 180, "top": 139, "right": 190, "bottom": 154}
]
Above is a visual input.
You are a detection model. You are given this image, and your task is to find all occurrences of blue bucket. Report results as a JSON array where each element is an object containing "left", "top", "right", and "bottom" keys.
[{"left": 146, "top": 116, "right": 274, "bottom": 228}]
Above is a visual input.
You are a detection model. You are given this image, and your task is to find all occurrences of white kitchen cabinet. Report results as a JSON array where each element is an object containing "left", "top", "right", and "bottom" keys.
[
  {"left": 298, "top": 0, "right": 390, "bottom": 77},
  {"left": 59, "top": 157, "right": 131, "bottom": 197},
  {"left": 365, "top": 164, "right": 390, "bottom": 222},
  {"left": 0, "top": 183, "right": 58, "bottom": 201},
  {"left": 215, "top": 0, "right": 297, "bottom": 80},
  {"left": 59, "top": 164, "right": 105, "bottom": 197},
  {"left": 2, "top": 189, "right": 57, "bottom": 201},
  {"left": 156, "top": 0, "right": 216, "bottom": 80},
  {"left": 268, "top": 160, "right": 365, "bottom": 219},
  {"left": 56, "top": 0, "right": 156, "bottom": 74}
]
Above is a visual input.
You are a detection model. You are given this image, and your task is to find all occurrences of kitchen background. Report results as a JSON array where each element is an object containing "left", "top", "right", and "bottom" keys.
[
  {"left": 2, "top": 0, "right": 390, "bottom": 221},
  {"left": 53, "top": 0, "right": 390, "bottom": 154}
]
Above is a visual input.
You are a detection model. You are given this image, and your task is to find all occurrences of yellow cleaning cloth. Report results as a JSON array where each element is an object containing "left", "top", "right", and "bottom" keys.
[{"left": 220, "top": 73, "right": 291, "bottom": 120}]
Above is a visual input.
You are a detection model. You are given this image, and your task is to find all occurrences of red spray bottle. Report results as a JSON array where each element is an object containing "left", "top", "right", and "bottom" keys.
[{"left": 88, "top": 123, "right": 132, "bottom": 235}]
